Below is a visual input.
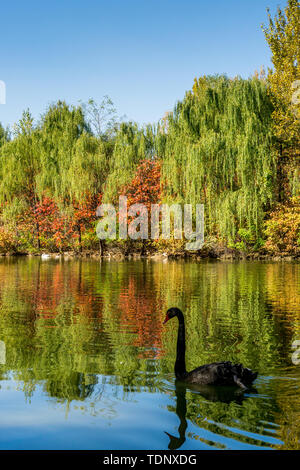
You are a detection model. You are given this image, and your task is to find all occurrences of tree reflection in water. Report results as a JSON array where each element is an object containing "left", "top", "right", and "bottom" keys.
[{"left": 0, "top": 258, "right": 299, "bottom": 449}]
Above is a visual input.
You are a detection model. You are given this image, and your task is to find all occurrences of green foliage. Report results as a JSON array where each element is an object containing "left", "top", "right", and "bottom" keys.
[
  {"left": 262, "top": 0, "right": 300, "bottom": 145},
  {"left": 228, "top": 228, "right": 265, "bottom": 253},
  {"left": 0, "top": 122, "right": 10, "bottom": 147},
  {"left": 0, "top": 110, "right": 38, "bottom": 218},
  {"left": 262, "top": 0, "right": 300, "bottom": 203},
  {"left": 35, "top": 101, "right": 94, "bottom": 203},
  {"left": 160, "top": 75, "right": 276, "bottom": 242},
  {"left": 102, "top": 122, "right": 155, "bottom": 203},
  {"left": 0, "top": 55, "right": 298, "bottom": 255}
]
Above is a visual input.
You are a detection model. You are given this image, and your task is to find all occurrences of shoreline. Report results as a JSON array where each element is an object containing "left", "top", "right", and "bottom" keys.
[{"left": 0, "top": 248, "right": 299, "bottom": 262}]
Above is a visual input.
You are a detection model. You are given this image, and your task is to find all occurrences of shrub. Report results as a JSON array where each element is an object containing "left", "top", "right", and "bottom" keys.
[
  {"left": 0, "top": 227, "right": 17, "bottom": 253},
  {"left": 264, "top": 197, "right": 300, "bottom": 256}
]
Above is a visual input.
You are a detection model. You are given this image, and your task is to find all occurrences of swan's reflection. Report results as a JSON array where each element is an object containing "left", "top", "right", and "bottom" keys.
[
  {"left": 165, "top": 381, "right": 256, "bottom": 450},
  {"left": 165, "top": 382, "right": 188, "bottom": 450}
]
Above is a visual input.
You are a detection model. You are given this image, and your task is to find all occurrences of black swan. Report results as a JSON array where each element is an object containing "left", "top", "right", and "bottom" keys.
[
  {"left": 163, "top": 308, "right": 258, "bottom": 389},
  {"left": 165, "top": 384, "right": 187, "bottom": 450}
]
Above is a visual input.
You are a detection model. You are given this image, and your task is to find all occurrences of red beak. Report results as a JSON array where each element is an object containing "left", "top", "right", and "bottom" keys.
[{"left": 163, "top": 313, "right": 170, "bottom": 325}]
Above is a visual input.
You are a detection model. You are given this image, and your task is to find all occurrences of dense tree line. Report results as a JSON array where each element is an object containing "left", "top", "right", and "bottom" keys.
[{"left": 0, "top": 0, "right": 299, "bottom": 256}]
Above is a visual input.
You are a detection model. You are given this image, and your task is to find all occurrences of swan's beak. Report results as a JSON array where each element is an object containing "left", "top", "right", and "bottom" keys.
[{"left": 163, "top": 313, "right": 170, "bottom": 324}]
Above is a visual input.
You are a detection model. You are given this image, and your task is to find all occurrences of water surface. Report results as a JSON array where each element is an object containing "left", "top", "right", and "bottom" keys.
[{"left": 0, "top": 258, "right": 299, "bottom": 450}]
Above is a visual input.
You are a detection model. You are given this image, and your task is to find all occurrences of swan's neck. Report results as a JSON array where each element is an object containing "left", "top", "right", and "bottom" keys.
[{"left": 175, "top": 315, "right": 187, "bottom": 379}]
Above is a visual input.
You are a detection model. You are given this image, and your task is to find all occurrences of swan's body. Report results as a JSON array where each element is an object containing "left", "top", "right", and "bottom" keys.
[{"left": 163, "top": 308, "right": 257, "bottom": 389}]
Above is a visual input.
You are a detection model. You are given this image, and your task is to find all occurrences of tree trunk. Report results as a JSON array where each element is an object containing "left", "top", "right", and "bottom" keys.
[
  {"left": 99, "top": 240, "right": 104, "bottom": 257},
  {"left": 78, "top": 225, "right": 82, "bottom": 253},
  {"left": 36, "top": 222, "right": 40, "bottom": 250}
]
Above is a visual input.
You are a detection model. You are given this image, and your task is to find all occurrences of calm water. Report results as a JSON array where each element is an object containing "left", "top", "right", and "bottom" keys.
[{"left": 0, "top": 257, "right": 299, "bottom": 450}]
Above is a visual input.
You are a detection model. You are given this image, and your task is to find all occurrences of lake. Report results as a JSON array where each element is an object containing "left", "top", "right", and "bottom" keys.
[{"left": 0, "top": 257, "right": 299, "bottom": 450}]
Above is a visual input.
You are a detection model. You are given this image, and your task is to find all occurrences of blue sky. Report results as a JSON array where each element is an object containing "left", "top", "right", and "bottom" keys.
[{"left": 0, "top": 0, "right": 286, "bottom": 129}]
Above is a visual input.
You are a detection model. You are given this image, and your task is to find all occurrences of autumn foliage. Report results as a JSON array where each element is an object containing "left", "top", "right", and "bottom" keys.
[
  {"left": 11, "top": 193, "right": 102, "bottom": 253},
  {"left": 265, "top": 197, "right": 300, "bottom": 256},
  {"left": 124, "top": 158, "right": 161, "bottom": 209},
  {"left": 0, "top": 0, "right": 299, "bottom": 258},
  {"left": 120, "top": 159, "right": 161, "bottom": 243}
]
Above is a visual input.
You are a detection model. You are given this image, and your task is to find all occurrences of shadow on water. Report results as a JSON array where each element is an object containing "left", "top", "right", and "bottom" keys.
[{"left": 165, "top": 381, "right": 257, "bottom": 450}]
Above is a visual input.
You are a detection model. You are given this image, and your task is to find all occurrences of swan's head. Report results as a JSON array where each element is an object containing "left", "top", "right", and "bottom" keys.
[{"left": 163, "top": 307, "right": 183, "bottom": 324}]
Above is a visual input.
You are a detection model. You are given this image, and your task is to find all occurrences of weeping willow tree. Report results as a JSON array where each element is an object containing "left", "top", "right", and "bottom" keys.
[
  {"left": 0, "top": 110, "right": 39, "bottom": 222},
  {"left": 0, "top": 101, "right": 112, "bottom": 206},
  {"left": 0, "top": 102, "right": 113, "bottom": 250},
  {"left": 161, "top": 75, "right": 277, "bottom": 242},
  {"left": 35, "top": 101, "right": 96, "bottom": 203},
  {"left": 103, "top": 122, "right": 155, "bottom": 203}
]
